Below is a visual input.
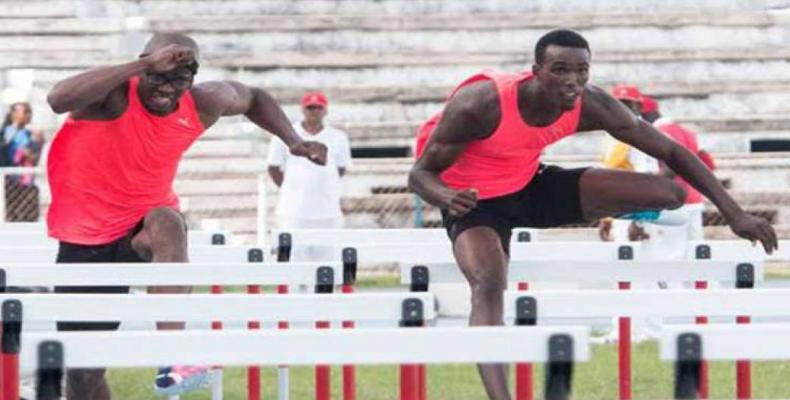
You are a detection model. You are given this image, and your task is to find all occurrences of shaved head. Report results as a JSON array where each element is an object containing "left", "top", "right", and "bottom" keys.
[{"left": 142, "top": 33, "right": 199, "bottom": 59}]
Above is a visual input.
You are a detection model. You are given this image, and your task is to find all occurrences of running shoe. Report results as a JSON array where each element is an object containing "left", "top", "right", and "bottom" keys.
[{"left": 153, "top": 365, "right": 212, "bottom": 396}]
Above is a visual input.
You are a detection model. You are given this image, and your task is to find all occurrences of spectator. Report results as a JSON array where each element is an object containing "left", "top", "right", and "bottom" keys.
[
  {"left": 1, "top": 102, "right": 45, "bottom": 221},
  {"left": 599, "top": 85, "right": 658, "bottom": 242},
  {"left": 267, "top": 91, "right": 352, "bottom": 230}
]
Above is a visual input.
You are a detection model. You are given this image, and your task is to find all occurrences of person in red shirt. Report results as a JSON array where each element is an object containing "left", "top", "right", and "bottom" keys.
[
  {"left": 410, "top": 29, "right": 775, "bottom": 399},
  {"left": 641, "top": 95, "right": 716, "bottom": 241},
  {"left": 46, "top": 33, "right": 326, "bottom": 399}
]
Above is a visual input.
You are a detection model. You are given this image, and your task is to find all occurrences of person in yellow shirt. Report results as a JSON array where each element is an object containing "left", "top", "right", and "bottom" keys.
[{"left": 599, "top": 84, "right": 657, "bottom": 241}]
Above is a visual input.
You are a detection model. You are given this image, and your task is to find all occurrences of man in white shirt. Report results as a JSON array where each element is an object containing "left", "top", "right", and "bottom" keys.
[{"left": 267, "top": 91, "right": 352, "bottom": 230}]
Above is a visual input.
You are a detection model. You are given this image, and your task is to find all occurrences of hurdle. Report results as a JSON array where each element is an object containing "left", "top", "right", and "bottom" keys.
[
  {"left": 1, "top": 291, "right": 436, "bottom": 400},
  {"left": 274, "top": 228, "right": 538, "bottom": 261},
  {"left": 402, "top": 258, "right": 761, "bottom": 400},
  {"left": 0, "top": 229, "right": 231, "bottom": 248},
  {"left": 274, "top": 234, "right": 360, "bottom": 400},
  {"left": 26, "top": 326, "right": 589, "bottom": 400},
  {"left": 0, "top": 243, "right": 271, "bottom": 398},
  {"left": 0, "top": 244, "right": 268, "bottom": 265},
  {"left": 0, "top": 291, "right": 432, "bottom": 400},
  {"left": 503, "top": 284, "right": 790, "bottom": 398},
  {"left": 0, "top": 261, "right": 341, "bottom": 400},
  {"left": 277, "top": 236, "right": 779, "bottom": 266},
  {"left": 661, "top": 323, "right": 790, "bottom": 399}
]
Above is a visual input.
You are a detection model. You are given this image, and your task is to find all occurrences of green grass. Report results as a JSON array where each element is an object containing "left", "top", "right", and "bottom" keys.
[{"left": 108, "top": 341, "right": 790, "bottom": 399}]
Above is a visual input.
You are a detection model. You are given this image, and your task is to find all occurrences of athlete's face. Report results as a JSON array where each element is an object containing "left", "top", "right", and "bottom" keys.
[
  {"left": 138, "top": 64, "right": 196, "bottom": 116},
  {"left": 532, "top": 45, "right": 590, "bottom": 111}
]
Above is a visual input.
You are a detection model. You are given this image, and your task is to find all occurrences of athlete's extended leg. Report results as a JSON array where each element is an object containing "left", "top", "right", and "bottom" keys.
[
  {"left": 453, "top": 226, "right": 511, "bottom": 400},
  {"left": 579, "top": 168, "right": 686, "bottom": 220}
]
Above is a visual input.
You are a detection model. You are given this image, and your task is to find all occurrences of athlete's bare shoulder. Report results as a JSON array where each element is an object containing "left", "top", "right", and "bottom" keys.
[
  {"left": 442, "top": 79, "right": 501, "bottom": 141},
  {"left": 69, "top": 82, "right": 129, "bottom": 121},
  {"left": 578, "top": 83, "right": 630, "bottom": 132}
]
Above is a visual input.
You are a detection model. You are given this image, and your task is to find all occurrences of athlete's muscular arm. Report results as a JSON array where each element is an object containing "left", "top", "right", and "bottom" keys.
[
  {"left": 192, "top": 80, "right": 326, "bottom": 165},
  {"left": 408, "top": 82, "right": 498, "bottom": 217},
  {"left": 47, "top": 44, "right": 196, "bottom": 118},
  {"left": 579, "top": 85, "right": 777, "bottom": 252}
]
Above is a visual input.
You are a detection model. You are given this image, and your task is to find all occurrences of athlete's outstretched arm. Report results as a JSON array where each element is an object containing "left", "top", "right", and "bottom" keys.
[
  {"left": 47, "top": 44, "right": 195, "bottom": 114},
  {"left": 579, "top": 85, "right": 777, "bottom": 252},
  {"left": 192, "top": 80, "right": 326, "bottom": 165},
  {"left": 408, "top": 83, "right": 494, "bottom": 217}
]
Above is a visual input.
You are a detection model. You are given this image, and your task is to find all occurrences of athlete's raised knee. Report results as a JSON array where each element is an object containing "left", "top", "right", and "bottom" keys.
[
  {"left": 662, "top": 179, "right": 686, "bottom": 210},
  {"left": 144, "top": 207, "right": 186, "bottom": 239}
]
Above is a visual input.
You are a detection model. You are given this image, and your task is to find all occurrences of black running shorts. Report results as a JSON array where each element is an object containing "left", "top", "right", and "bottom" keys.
[{"left": 441, "top": 164, "right": 589, "bottom": 254}]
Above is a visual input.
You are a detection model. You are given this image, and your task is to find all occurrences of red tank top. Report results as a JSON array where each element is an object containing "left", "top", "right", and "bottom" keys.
[
  {"left": 47, "top": 77, "right": 205, "bottom": 244},
  {"left": 415, "top": 70, "right": 582, "bottom": 199},
  {"left": 654, "top": 118, "right": 704, "bottom": 204}
]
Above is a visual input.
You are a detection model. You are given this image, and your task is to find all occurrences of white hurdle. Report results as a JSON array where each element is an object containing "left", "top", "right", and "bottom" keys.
[
  {"left": 0, "top": 292, "right": 435, "bottom": 323},
  {"left": 503, "top": 288, "right": 790, "bottom": 320},
  {"left": 274, "top": 228, "right": 539, "bottom": 261},
  {"left": 1, "top": 291, "right": 436, "bottom": 399},
  {"left": 661, "top": 324, "right": 790, "bottom": 399},
  {"left": 28, "top": 326, "right": 588, "bottom": 400},
  {"left": 0, "top": 261, "right": 339, "bottom": 400},
  {"left": 401, "top": 258, "right": 761, "bottom": 400},
  {"left": 400, "top": 259, "right": 762, "bottom": 285},
  {"left": 0, "top": 245, "right": 268, "bottom": 265},
  {"left": 0, "top": 262, "right": 341, "bottom": 287},
  {"left": 0, "top": 229, "right": 231, "bottom": 248}
]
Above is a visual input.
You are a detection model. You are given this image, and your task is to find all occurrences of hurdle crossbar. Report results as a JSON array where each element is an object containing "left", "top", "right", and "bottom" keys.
[
  {"left": 503, "top": 288, "right": 790, "bottom": 319},
  {"left": 0, "top": 293, "right": 435, "bottom": 322},
  {"left": 662, "top": 324, "right": 790, "bottom": 399},
  {"left": 0, "top": 262, "right": 341, "bottom": 286},
  {"left": 0, "top": 230, "right": 230, "bottom": 248},
  {"left": 0, "top": 245, "right": 268, "bottom": 264},
  {"left": 23, "top": 326, "right": 589, "bottom": 369},
  {"left": 401, "top": 260, "right": 762, "bottom": 284},
  {"left": 661, "top": 324, "right": 790, "bottom": 361}
]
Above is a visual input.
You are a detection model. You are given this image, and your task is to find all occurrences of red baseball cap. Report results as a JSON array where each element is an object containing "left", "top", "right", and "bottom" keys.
[
  {"left": 610, "top": 84, "right": 642, "bottom": 103},
  {"left": 301, "top": 91, "right": 328, "bottom": 108},
  {"left": 640, "top": 95, "right": 659, "bottom": 114}
]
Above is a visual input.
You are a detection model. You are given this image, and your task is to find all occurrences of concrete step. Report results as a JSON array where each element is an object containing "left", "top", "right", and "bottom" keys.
[
  {"left": 7, "top": 0, "right": 786, "bottom": 18},
  {"left": 0, "top": 18, "right": 124, "bottom": 35},
  {"left": 2, "top": 1, "right": 83, "bottom": 18},
  {"left": 263, "top": 80, "right": 790, "bottom": 105},
  {"left": 169, "top": 23, "right": 790, "bottom": 54},
  {"left": 326, "top": 127, "right": 790, "bottom": 155},
  {"left": 146, "top": 13, "right": 784, "bottom": 33},
  {"left": 174, "top": 178, "right": 258, "bottom": 196},
  {"left": 308, "top": 153, "right": 790, "bottom": 192},
  {"left": 184, "top": 138, "right": 265, "bottom": 158},
  {"left": 176, "top": 157, "right": 266, "bottom": 174},
  {"left": 8, "top": 13, "right": 778, "bottom": 35},
  {"left": 272, "top": 92, "right": 790, "bottom": 123},
  {"left": 7, "top": 47, "right": 790, "bottom": 72},
  {"left": 130, "top": 0, "right": 790, "bottom": 16},
  {"left": 184, "top": 194, "right": 258, "bottom": 213},
  {"left": 335, "top": 115, "right": 790, "bottom": 140}
]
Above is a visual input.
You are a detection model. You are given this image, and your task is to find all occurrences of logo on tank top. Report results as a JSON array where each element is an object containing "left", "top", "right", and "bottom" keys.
[{"left": 177, "top": 117, "right": 191, "bottom": 128}]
